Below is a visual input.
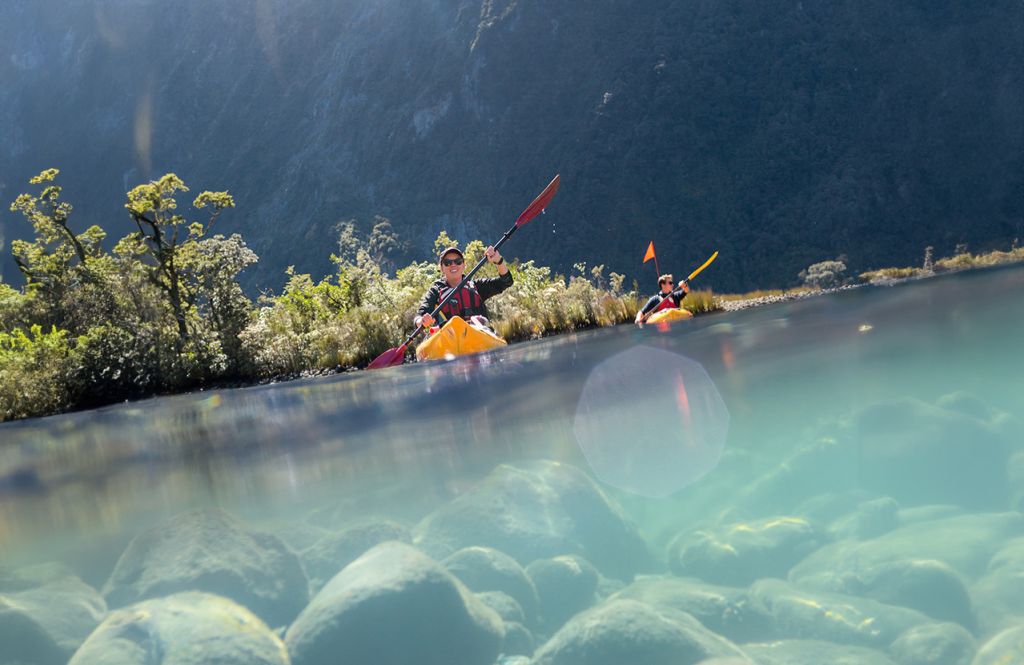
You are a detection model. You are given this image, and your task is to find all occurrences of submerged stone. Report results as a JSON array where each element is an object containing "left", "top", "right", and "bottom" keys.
[
  {"left": 611, "top": 575, "right": 773, "bottom": 644},
  {"left": 103, "top": 508, "right": 309, "bottom": 628},
  {"left": 68, "top": 591, "right": 288, "bottom": 665},
  {"left": 667, "top": 515, "right": 823, "bottom": 586},
  {"left": 526, "top": 555, "right": 600, "bottom": 635},
  {"left": 890, "top": 622, "right": 977, "bottom": 665},
  {"left": 789, "top": 512, "right": 1024, "bottom": 583},
  {"left": 0, "top": 569, "right": 106, "bottom": 665},
  {"left": 413, "top": 460, "right": 654, "bottom": 580},
  {"left": 837, "top": 398, "right": 1012, "bottom": 509},
  {"left": 742, "top": 639, "right": 899, "bottom": 664},
  {"left": 789, "top": 555, "right": 975, "bottom": 630},
  {"left": 573, "top": 346, "right": 729, "bottom": 498},
  {"left": 442, "top": 546, "right": 539, "bottom": 626},
  {"left": 532, "top": 599, "right": 749, "bottom": 665},
  {"left": 971, "top": 625, "right": 1024, "bottom": 664},
  {"left": 749, "top": 579, "right": 934, "bottom": 649},
  {"left": 970, "top": 537, "right": 1024, "bottom": 636},
  {"left": 301, "top": 519, "right": 411, "bottom": 593},
  {"left": 284, "top": 541, "right": 503, "bottom": 665}
]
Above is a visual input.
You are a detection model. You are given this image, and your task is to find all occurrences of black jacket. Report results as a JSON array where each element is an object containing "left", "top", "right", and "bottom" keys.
[
  {"left": 417, "top": 270, "right": 513, "bottom": 320},
  {"left": 640, "top": 288, "right": 686, "bottom": 315}
]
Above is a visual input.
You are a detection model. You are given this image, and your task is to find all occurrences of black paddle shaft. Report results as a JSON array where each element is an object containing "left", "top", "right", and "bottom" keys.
[{"left": 401, "top": 223, "right": 521, "bottom": 347}]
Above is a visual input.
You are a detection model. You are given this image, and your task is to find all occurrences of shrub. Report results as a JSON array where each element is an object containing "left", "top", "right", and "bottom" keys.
[{"left": 0, "top": 325, "right": 74, "bottom": 420}]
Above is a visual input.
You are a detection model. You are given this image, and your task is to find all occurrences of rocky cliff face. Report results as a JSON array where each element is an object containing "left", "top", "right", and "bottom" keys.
[{"left": 2, "top": 0, "right": 1021, "bottom": 292}]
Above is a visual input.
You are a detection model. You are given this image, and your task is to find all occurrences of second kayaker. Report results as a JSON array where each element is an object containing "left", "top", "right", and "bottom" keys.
[
  {"left": 635, "top": 274, "right": 690, "bottom": 325},
  {"left": 415, "top": 245, "right": 512, "bottom": 330}
]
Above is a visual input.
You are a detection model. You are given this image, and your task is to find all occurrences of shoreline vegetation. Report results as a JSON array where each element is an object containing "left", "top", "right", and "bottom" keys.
[{"left": 2, "top": 170, "right": 1023, "bottom": 423}]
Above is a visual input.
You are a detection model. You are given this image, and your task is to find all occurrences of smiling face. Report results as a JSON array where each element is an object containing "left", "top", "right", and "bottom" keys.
[{"left": 440, "top": 251, "right": 465, "bottom": 283}]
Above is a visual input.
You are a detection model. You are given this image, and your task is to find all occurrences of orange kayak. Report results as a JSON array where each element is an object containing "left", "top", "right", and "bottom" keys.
[
  {"left": 415, "top": 316, "right": 507, "bottom": 361},
  {"left": 646, "top": 308, "right": 693, "bottom": 324}
]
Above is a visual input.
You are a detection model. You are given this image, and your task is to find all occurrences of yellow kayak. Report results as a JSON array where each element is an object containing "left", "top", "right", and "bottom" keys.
[
  {"left": 646, "top": 308, "right": 693, "bottom": 324},
  {"left": 416, "top": 316, "right": 507, "bottom": 361}
]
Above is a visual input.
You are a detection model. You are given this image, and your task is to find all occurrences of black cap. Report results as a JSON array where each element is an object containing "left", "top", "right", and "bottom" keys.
[{"left": 438, "top": 246, "right": 464, "bottom": 263}]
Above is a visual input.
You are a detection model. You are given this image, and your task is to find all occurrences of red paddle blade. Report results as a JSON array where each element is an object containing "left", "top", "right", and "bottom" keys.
[
  {"left": 515, "top": 174, "right": 560, "bottom": 227},
  {"left": 367, "top": 344, "right": 407, "bottom": 370}
]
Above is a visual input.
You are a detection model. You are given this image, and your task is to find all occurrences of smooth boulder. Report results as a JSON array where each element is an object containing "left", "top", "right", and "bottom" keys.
[
  {"left": 526, "top": 555, "right": 600, "bottom": 635},
  {"left": 0, "top": 567, "right": 106, "bottom": 665},
  {"left": 890, "top": 622, "right": 977, "bottom": 665},
  {"left": 442, "top": 546, "right": 539, "bottom": 625},
  {"left": 301, "top": 519, "right": 410, "bottom": 593},
  {"left": 611, "top": 576, "right": 773, "bottom": 643},
  {"left": 284, "top": 541, "right": 503, "bottom": 665},
  {"left": 789, "top": 555, "right": 975, "bottom": 629},
  {"left": 668, "top": 516, "right": 823, "bottom": 585},
  {"left": 413, "top": 461, "right": 654, "bottom": 581},
  {"left": 532, "top": 599, "right": 749, "bottom": 665},
  {"left": 103, "top": 508, "right": 309, "bottom": 627},
  {"left": 749, "top": 579, "right": 934, "bottom": 649},
  {"left": 971, "top": 625, "right": 1024, "bottom": 664},
  {"left": 743, "top": 639, "right": 899, "bottom": 664},
  {"left": 68, "top": 591, "right": 288, "bottom": 665}
]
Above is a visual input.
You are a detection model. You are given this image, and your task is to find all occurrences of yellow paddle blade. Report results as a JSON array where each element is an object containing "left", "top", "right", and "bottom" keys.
[{"left": 687, "top": 251, "right": 719, "bottom": 282}]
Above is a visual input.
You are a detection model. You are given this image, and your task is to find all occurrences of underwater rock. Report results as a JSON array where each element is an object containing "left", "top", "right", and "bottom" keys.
[
  {"left": 742, "top": 639, "right": 899, "bottom": 664},
  {"left": 791, "top": 512, "right": 1023, "bottom": 582},
  {"left": 934, "top": 392, "right": 1022, "bottom": 443},
  {"left": 890, "top": 622, "right": 977, "bottom": 665},
  {"left": 749, "top": 579, "right": 934, "bottom": 649},
  {"left": 475, "top": 591, "right": 525, "bottom": 624},
  {"left": 789, "top": 554, "right": 975, "bottom": 629},
  {"left": 301, "top": 519, "right": 410, "bottom": 593},
  {"left": 501, "top": 621, "right": 534, "bottom": 657},
  {"left": 970, "top": 537, "right": 1024, "bottom": 636},
  {"left": 0, "top": 569, "right": 107, "bottom": 665},
  {"left": 610, "top": 575, "right": 774, "bottom": 644},
  {"left": 0, "top": 561, "right": 79, "bottom": 591},
  {"left": 532, "top": 599, "right": 749, "bottom": 665},
  {"left": 896, "top": 505, "right": 966, "bottom": 526},
  {"left": 284, "top": 541, "right": 502, "bottom": 665},
  {"left": 413, "top": 460, "right": 654, "bottom": 580},
  {"left": 442, "top": 546, "right": 539, "bottom": 625},
  {"left": 736, "top": 438, "right": 860, "bottom": 517},
  {"left": 741, "top": 396, "right": 1015, "bottom": 516},
  {"left": 971, "top": 625, "right": 1024, "bottom": 664},
  {"left": 526, "top": 555, "right": 600, "bottom": 635},
  {"left": 841, "top": 398, "right": 1011, "bottom": 509},
  {"left": 67, "top": 591, "right": 287, "bottom": 665},
  {"left": 268, "top": 521, "right": 329, "bottom": 552},
  {"left": 667, "top": 515, "right": 823, "bottom": 586},
  {"left": 828, "top": 497, "right": 901, "bottom": 540},
  {"left": 102, "top": 508, "right": 309, "bottom": 628}
]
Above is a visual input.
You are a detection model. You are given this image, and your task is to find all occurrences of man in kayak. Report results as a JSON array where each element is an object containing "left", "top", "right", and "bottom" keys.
[
  {"left": 415, "top": 245, "right": 512, "bottom": 330},
  {"left": 635, "top": 274, "right": 690, "bottom": 325}
]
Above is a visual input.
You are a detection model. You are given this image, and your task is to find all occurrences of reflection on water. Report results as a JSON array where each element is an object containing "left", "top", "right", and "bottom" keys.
[{"left": 2, "top": 265, "right": 1023, "bottom": 663}]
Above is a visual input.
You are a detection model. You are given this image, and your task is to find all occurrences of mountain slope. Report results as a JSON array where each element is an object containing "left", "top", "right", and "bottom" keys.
[{"left": 2, "top": 0, "right": 1021, "bottom": 293}]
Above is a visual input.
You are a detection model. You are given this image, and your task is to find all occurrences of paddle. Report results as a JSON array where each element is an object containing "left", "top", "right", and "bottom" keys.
[
  {"left": 638, "top": 250, "right": 719, "bottom": 324},
  {"left": 367, "top": 174, "right": 561, "bottom": 369}
]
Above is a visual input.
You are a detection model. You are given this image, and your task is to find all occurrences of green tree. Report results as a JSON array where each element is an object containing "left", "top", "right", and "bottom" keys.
[{"left": 123, "top": 174, "right": 240, "bottom": 350}]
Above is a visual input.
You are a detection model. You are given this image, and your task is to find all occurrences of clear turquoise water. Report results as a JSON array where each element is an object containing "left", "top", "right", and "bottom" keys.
[{"left": 2, "top": 265, "right": 1022, "bottom": 664}]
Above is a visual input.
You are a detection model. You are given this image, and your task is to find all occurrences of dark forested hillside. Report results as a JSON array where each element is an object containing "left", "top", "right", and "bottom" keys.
[{"left": 1, "top": 0, "right": 1021, "bottom": 293}]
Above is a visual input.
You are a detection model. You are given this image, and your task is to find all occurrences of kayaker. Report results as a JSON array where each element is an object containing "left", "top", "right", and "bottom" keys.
[
  {"left": 635, "top": 274, "right": 690, "bottom": 325},
  {"left": 415, "top": 245, "right": 512, "bottom": 330}
]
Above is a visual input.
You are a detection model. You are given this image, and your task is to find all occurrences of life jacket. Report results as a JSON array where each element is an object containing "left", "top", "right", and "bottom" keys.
[
  {"left": 654, "top": 292, "right": 679, "bottom": 312},
  {"left": 438, "top": 281, "right": 485, "bottom": 321}
]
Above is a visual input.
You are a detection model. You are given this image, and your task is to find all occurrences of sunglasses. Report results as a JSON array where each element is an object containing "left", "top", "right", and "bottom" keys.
[{"left": 442, "top": 257, "right": 464, "bottom": 266}]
